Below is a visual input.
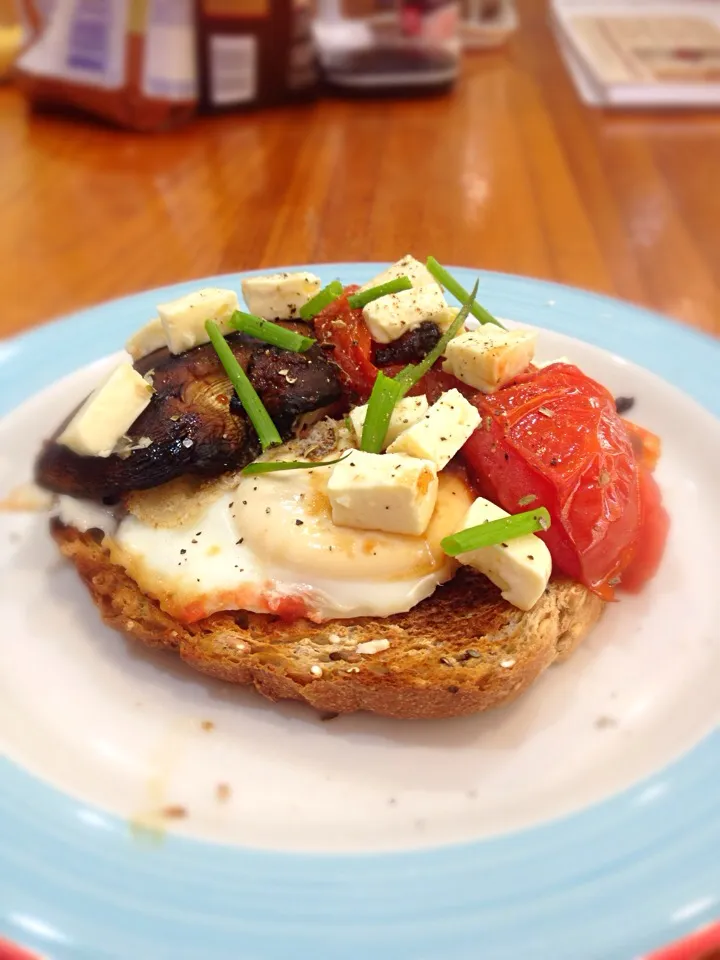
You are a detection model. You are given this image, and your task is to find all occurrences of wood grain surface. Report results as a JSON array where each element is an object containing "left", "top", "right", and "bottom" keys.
[{"left": 0, "top": 0, "right": 718, "bottom": 339}]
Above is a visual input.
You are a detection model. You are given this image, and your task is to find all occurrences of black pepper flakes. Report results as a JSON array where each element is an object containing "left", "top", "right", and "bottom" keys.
[
  {"left": 265, "top": 507, "right": 271, "bottom": 515},
  {"left": 447, "top": 685, "right": 460, "bottom": 694},
  {"left": 295, "top": 519, "right": 304, "bottom": 526}
]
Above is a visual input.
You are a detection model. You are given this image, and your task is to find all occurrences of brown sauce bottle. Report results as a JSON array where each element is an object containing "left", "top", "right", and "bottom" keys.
[{"left": 196, "top": 0, "right": 319, "bottom": 111}]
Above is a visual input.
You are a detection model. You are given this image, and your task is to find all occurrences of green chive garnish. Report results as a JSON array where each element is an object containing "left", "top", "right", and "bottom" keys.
[
  {"left": 205, "top": 320, "right": 282, "bottom": 452},
  {"left": 230, "top": 310, "right": 315, "bottom": 352},
  {"left": 348, "top": 275, "right": 413, "bottom": 310},
  {"left": 394, "top": 279, "right": 479, "bottom": 394},
  {"left": 441, "top": 507, "right": 551, "bottom": 557},
  {"left": 299, "top": 281, "right": 344, "bottom": 320},
  {"left": 360, "top": 371, "right": 405, "bottom": 454},
  {"left": 426, "top": 257, "right": 505, "bottom": 329},
  {"left": 242, "top": 453, "right": 351, "bottom": 476}
]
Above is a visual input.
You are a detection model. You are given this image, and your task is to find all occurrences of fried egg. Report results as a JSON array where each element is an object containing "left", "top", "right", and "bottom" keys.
[{"left": 105, "top": 440, "right": 474, "bottom": 624}]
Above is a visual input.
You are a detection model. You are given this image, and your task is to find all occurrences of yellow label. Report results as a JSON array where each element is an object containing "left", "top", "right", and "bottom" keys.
[{"left": 128, "top": 0, "right": 147, "bottom": 34}]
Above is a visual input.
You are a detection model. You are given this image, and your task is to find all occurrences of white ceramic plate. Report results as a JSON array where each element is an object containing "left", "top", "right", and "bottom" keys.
[{"left": 1, "top": 266, "right": 719, "bottom": 960}]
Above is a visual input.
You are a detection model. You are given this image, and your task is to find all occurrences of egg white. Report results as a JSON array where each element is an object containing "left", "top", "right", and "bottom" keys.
[{"left": 108, "top": 457, "right": 473, "bottom": 624}]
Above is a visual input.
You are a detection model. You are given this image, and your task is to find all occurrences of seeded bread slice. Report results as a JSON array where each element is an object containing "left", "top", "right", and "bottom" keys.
[{"left": 53, "top": 522, "right": 604, "bottom": 720}]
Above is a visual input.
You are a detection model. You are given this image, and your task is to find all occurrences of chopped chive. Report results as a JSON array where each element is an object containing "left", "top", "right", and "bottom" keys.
[
  {"left": 441, "top": 507, "right": 551, "bottom": 557},
  {"left": 426, "top": 257, "right": 505, "bottom": 329},
  {"left": 205, "top": 320, "right": 281, "bottom": 451},
  {"left": 242, "top": 453, "right": 352, "bottom": 475},
  {"left": 348, "top": 275, "right": 413, "bottom": 310},
  {"left": 229, "top": 310, "right": 315, "bottom": 352},
  {"left": 360, "top": 371, "right": 405, "bottom": 453},
  {"left": 299, "top": 281, "right": 344, "bottom": 320},
  {"left": 394, "top": 280, "right": 479, "bottom": 395}
]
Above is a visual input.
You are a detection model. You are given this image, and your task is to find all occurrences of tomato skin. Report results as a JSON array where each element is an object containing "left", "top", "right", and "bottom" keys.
[
  {"left": 462, "top": 364, "right": 641, "bottom": 598},
  {"left": 622, "top": 418, "right": 662, "bottom": 472},
  {"left": 313, "top": 286, "right": 379, "bottom": 401},
  {"left": 621, "top": 465, "right": 669, "bottom": 592}
]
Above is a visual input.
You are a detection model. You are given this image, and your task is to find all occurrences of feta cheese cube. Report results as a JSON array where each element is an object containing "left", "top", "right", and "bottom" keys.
[
  {"left": 436, "top": 305, "right": 462, "bottom": 334},
  {"left": 535, "top": 356, "right": 571, "bottom": 369},
  {"left": 442, "top": 326, "right": 537, "bottom": 393},
  {"left": 241, "top": 272, "right": 321, "bottom": 319},
  {"left": 359, "top": 255, "right": 438, "bottom": 293},
  {"left": 453, "top": 497, "right": 552, "bottom": 610},
  {"left": 125, "top": 317, "right": 167, "bottom": 361},
  {"left": 349, "top": 396, "right": 429, "bottom": 449},
  {"left": 58, "top": 362, "right": 153, "bottom": 458},
  {"left": 327, "top": 450, "right": 438, "bottom": 536},
  {"left": 363, "top": 284, "right": 448, "bottom": 344},
  {"left": 387, "top": 389, "right": 481, "bottom": 470},
  {"left": 157, "top": 287, "right": 239, "bottom": 355}
]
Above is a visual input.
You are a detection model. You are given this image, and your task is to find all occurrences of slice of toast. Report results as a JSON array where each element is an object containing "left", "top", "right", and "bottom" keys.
[{"left": 53, "top": 523, "right": 604, "bottom": 720}]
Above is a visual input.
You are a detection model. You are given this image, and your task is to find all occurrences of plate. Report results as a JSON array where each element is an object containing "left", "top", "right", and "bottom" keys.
[{"left": 1, "top": 266, "right": 719, "bottom": 960}]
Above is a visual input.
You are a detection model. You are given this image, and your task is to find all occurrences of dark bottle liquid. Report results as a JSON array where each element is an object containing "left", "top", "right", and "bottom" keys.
[{"left": 314, "top": 0, "right": 460, "bottom": 93}]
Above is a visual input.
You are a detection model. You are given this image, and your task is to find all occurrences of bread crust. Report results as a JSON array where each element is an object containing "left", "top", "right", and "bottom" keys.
[{"left": 53, "top": 522, "right": 604, "bottom": 719}]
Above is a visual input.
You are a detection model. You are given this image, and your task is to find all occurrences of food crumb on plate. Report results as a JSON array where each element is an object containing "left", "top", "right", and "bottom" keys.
[
  {"left": 161, "top": 804, "right": 188, "bottom": 819},
  {"left": 0, "top": 482, "right": 53, "bottom": 512},
  {"left": 216, "top": 783, "right": 231, "bottom": 802},
  {"left": 595, "top": 715, "right": 618, "bottom": 729},
  {"left": 201, "top": 719, "right": 215, "bottom": 731}
]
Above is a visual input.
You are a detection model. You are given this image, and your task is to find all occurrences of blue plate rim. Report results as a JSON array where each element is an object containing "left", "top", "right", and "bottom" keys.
[{"left": 1, "top": 265, "right": 719, "bottom": 960}]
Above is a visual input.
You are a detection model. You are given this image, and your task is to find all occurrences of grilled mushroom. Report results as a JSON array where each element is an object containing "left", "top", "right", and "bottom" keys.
[{"left": 35, "top": 325, "right": 343, "bottom": 501}]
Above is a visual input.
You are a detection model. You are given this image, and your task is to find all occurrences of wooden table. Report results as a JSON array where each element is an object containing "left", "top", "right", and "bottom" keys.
[{"left": 1, "top": 0, "right": 719, "bottom": 340}]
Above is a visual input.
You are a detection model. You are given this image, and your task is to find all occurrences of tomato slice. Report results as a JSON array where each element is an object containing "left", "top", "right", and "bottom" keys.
[
  {"left": 621, "top": 465, "right": 669, "bottom": 592},
  {"left": 462, "top": 364, "right": 642, "bottom": 598},
  {"left": 312, "top": 286, "right": 379, "bottom": 401}
]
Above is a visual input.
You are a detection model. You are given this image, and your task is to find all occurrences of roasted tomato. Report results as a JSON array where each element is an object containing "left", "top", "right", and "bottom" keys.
[
  {"left": 462, "top": 363, "right": 646, "bottom": 598},
  {"left": 313, "top": 286, "right": 379, "bottom": 401},
  {"left": 313, "top": 288, "right": 474, "bottom": 406},
  {"left": 622, "top": 465, "right": 669, "bottom": 592}
]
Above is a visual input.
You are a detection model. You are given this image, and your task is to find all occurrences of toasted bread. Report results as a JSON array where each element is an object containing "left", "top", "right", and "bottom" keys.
[
  {"left": 54, "top": 520, "right": 604, "bottom": 719},
  {"left": 53, "top": 523, "right": 603, "bottom": 719}
]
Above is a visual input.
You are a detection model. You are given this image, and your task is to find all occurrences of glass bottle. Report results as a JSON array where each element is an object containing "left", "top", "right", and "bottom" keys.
[{"left": 314, "top": 0, "right": 460, "bottom": 93}]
